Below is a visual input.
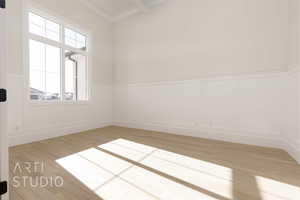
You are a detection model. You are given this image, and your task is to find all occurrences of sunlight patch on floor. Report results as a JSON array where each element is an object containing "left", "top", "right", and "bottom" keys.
[
  {"left": 109, "top": 138, "right": 156, "bottom": 154},
  {"left": 151, "top": 149, "right": 232, "bottom": 180},
  {"left": 99, "top": 142, "right": 148, "bottom": 161},
  {"left": 96, "top": 177, "right": 157, "bottom": 200},
  {"left": 78, "top": 148, "right": 132, "bottom": 174},
  {"left": 117, "top": 166, "right": 219, "bottom": 200},
  {"left": 255, "top": 176, "right": 300, "bottom": 200},
  {"left": 56, "top": 138, "right": 300, "bottom": 200},
  {"left": 99, "top": 139, "right": 233, "bottom": 199},
  {"left": 56, "top": 144, "right": 221, "bottom": 199},
  {"left": 56, "top": 154, "right": 114, "bottom": 190},
  {"left": 142, "top": 156, "right": 232, "bottom": 198}
]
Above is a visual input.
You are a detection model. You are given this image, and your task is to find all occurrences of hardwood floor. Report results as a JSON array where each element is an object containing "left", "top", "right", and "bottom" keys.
[{"left": 9, "top": 126, "right": 300, "bottom": 200}]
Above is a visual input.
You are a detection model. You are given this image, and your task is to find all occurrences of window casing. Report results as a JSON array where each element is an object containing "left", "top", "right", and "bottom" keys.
[{"left": 27, "top": 11, "right": 89, "bottom": 102}]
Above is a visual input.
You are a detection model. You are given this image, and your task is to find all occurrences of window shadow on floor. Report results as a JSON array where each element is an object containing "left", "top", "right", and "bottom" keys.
[{"left": 232, "top": 169, "right": 262, "bottom": 200}]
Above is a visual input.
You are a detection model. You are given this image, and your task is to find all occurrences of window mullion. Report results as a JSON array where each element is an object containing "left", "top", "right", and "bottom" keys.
[
  {"left": 61, "top": 25, "right": 65, "bottom": 101},
  {"left": 44, "top": 43, "right": 47, "bottom": 100},
  {"left": 29, "top": 33, "right": 63, "bottom": 48}
]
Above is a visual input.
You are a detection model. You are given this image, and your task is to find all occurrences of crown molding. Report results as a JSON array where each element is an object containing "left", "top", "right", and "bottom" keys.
[
  {"left": 77, "top": 0, "right": 114, "bottom": 22},
  {"left": 77, "top": 0, "right": 152, "bottom": 23},
  {"left": 112, "top": 8, "right": 140, "bottom": 22}
]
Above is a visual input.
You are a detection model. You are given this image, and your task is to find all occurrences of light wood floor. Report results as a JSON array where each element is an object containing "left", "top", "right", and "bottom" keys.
[{"left": 9, "top": 126, "right": 300, "bottom": 200}]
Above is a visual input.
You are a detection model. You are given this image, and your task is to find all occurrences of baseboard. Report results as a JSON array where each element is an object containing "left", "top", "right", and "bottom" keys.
[
  {"left": 113, "top": 121, "right": 283, "bottom": 149},
  {"left": 282, "top": 140, "right": 300, "bottom": 164},
  {"left": 9, "top": 119, "right": 299, "bottom": 164},
  {"left": 9, "top": 121, "right": 113, "bottom": 146}
]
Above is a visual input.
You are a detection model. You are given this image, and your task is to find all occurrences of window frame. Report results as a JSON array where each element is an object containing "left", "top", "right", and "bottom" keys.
[{"left": 24, "top": 6, "right": 91, "bottom": 105}]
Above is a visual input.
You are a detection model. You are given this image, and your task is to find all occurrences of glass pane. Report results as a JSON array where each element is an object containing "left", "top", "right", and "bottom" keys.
[
  {"left": 29, "top": 12, "right": 60, "bottom": 42},
  {"left": 77, "top": 54, "right": 88, "bottom": 100},
  {"left": 64, "top": 50, "right": 87, "bottom": 101},
  {"left": 76, "top": 33, "right": 86, "bottom": 49},
  {"left": 45, "top": 45, "right": 61, "bottom": 100},
  {"left": 46, "top": 20, "right": 60, "bottom": 41},
  {"left": 29, "top": 13, "right": 45, "bottom": 37},
  {"left": 29, "top": 40, "right": 61, "bottom": 100},
  {"left": 65, "top": 28, "right": 76, "bottom": 48},
  {"left": 29, "top": 40, "right": 46, "bottom": 100},
  {"left": 64, "top": 28, "right": 87, "bottom": 51},
  {"left": 65, "top": 52, "right": 76, "bottom": 101}
]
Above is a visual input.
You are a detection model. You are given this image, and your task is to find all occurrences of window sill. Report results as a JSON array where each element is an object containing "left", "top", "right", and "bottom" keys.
[{"left": 28, "top": 100, "right": 90, "bottom": 107}]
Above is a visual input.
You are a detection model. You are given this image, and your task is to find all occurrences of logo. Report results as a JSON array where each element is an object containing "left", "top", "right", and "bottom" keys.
[{"left": 12, "top": 162, "right": 64, "bottom": 188}]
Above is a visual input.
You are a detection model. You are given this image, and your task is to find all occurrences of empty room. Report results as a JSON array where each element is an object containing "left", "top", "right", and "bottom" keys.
[{"left": 1, "top": 0, "right": 300, "bottom": 199}]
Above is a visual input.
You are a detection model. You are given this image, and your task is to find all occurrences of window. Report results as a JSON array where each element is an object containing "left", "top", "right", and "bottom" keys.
[{"left": 27, "top": 11, "right": 88, "bottom": 102}]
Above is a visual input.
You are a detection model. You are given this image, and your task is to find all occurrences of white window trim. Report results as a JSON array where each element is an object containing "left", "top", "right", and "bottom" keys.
[{"left": 23, "top": 3, "right": 92, "bottom": 105}]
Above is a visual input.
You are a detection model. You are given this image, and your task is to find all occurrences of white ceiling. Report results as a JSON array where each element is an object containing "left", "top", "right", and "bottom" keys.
[{"left": 80, "top": 0, "right": 166, "bottom": 22}]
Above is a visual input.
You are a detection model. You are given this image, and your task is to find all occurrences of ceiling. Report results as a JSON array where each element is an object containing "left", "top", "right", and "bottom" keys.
[{"left": 80, "top": 0, "right": 166, "bottom": 22}]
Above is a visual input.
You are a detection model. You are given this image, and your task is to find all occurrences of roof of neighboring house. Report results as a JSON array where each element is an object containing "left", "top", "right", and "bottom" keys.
[{"left": 30, "top": 88, "right": 45, "bottom": 94}]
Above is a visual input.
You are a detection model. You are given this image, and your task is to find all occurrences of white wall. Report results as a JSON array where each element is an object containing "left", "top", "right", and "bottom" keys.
[
  {"left": 113, "top": 73, "right": 287, "bottom": 148},
  {"left": 113, "top": 0, "right": 289, "bottom": 142},
  {"left": 113, "top": 0, "right": 290, "bottom": 84},
  {"left": 7, "top": 0, "right": 113, "bottom": 146},
  {"left": 285, "top": 0, "right": 300, "bottom": 163},
  {"left": 284, "top": 69, "right": 300, "bottom": 163},
  {"left": 112, "top": 0, "right": 300, "bottom": 162}
]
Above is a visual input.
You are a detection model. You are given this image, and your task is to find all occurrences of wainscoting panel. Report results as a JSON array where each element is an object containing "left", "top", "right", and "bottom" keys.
[
  {"left": 113, "top": 72, "right": 287, "bottom": 148},
  {"left": 8, "top": 74, "right": 113, "bottom": 146},
  {"left": 8, "top": 72, "right": 300, "bottom": 163},
  {"left": 285, "top": 68, "right": 300, "bottom": 163}
]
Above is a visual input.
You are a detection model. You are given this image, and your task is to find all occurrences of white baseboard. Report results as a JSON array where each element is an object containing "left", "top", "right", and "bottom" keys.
[
  {"left": 9, "top": 121, "right": 113, "bottom": 146},
  {"left": 282, "top": 140, "right": 300, "bottom": 164},
  {"left": 9, "top": 119, "right": 300, "bottom": 164},
  {"left": 114, "top": 122, "right": 300, "bottom": 164},
  {"left": 113, "top": 121, "right": 283, "bottom": 149}
]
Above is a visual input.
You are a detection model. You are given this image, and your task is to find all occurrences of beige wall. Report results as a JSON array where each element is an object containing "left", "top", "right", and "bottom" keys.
[
  {"left": 290, "top": 0, "right": 300, "bottom": 68},
  {"left": 286, "top": 0, "right": 300, "bottom": 162},
  {"left": 113, "top": 0, "right": 290, "bottom": 84},
  {"left": 6, "top": 0, "right": 23, "bottom": 75}
]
